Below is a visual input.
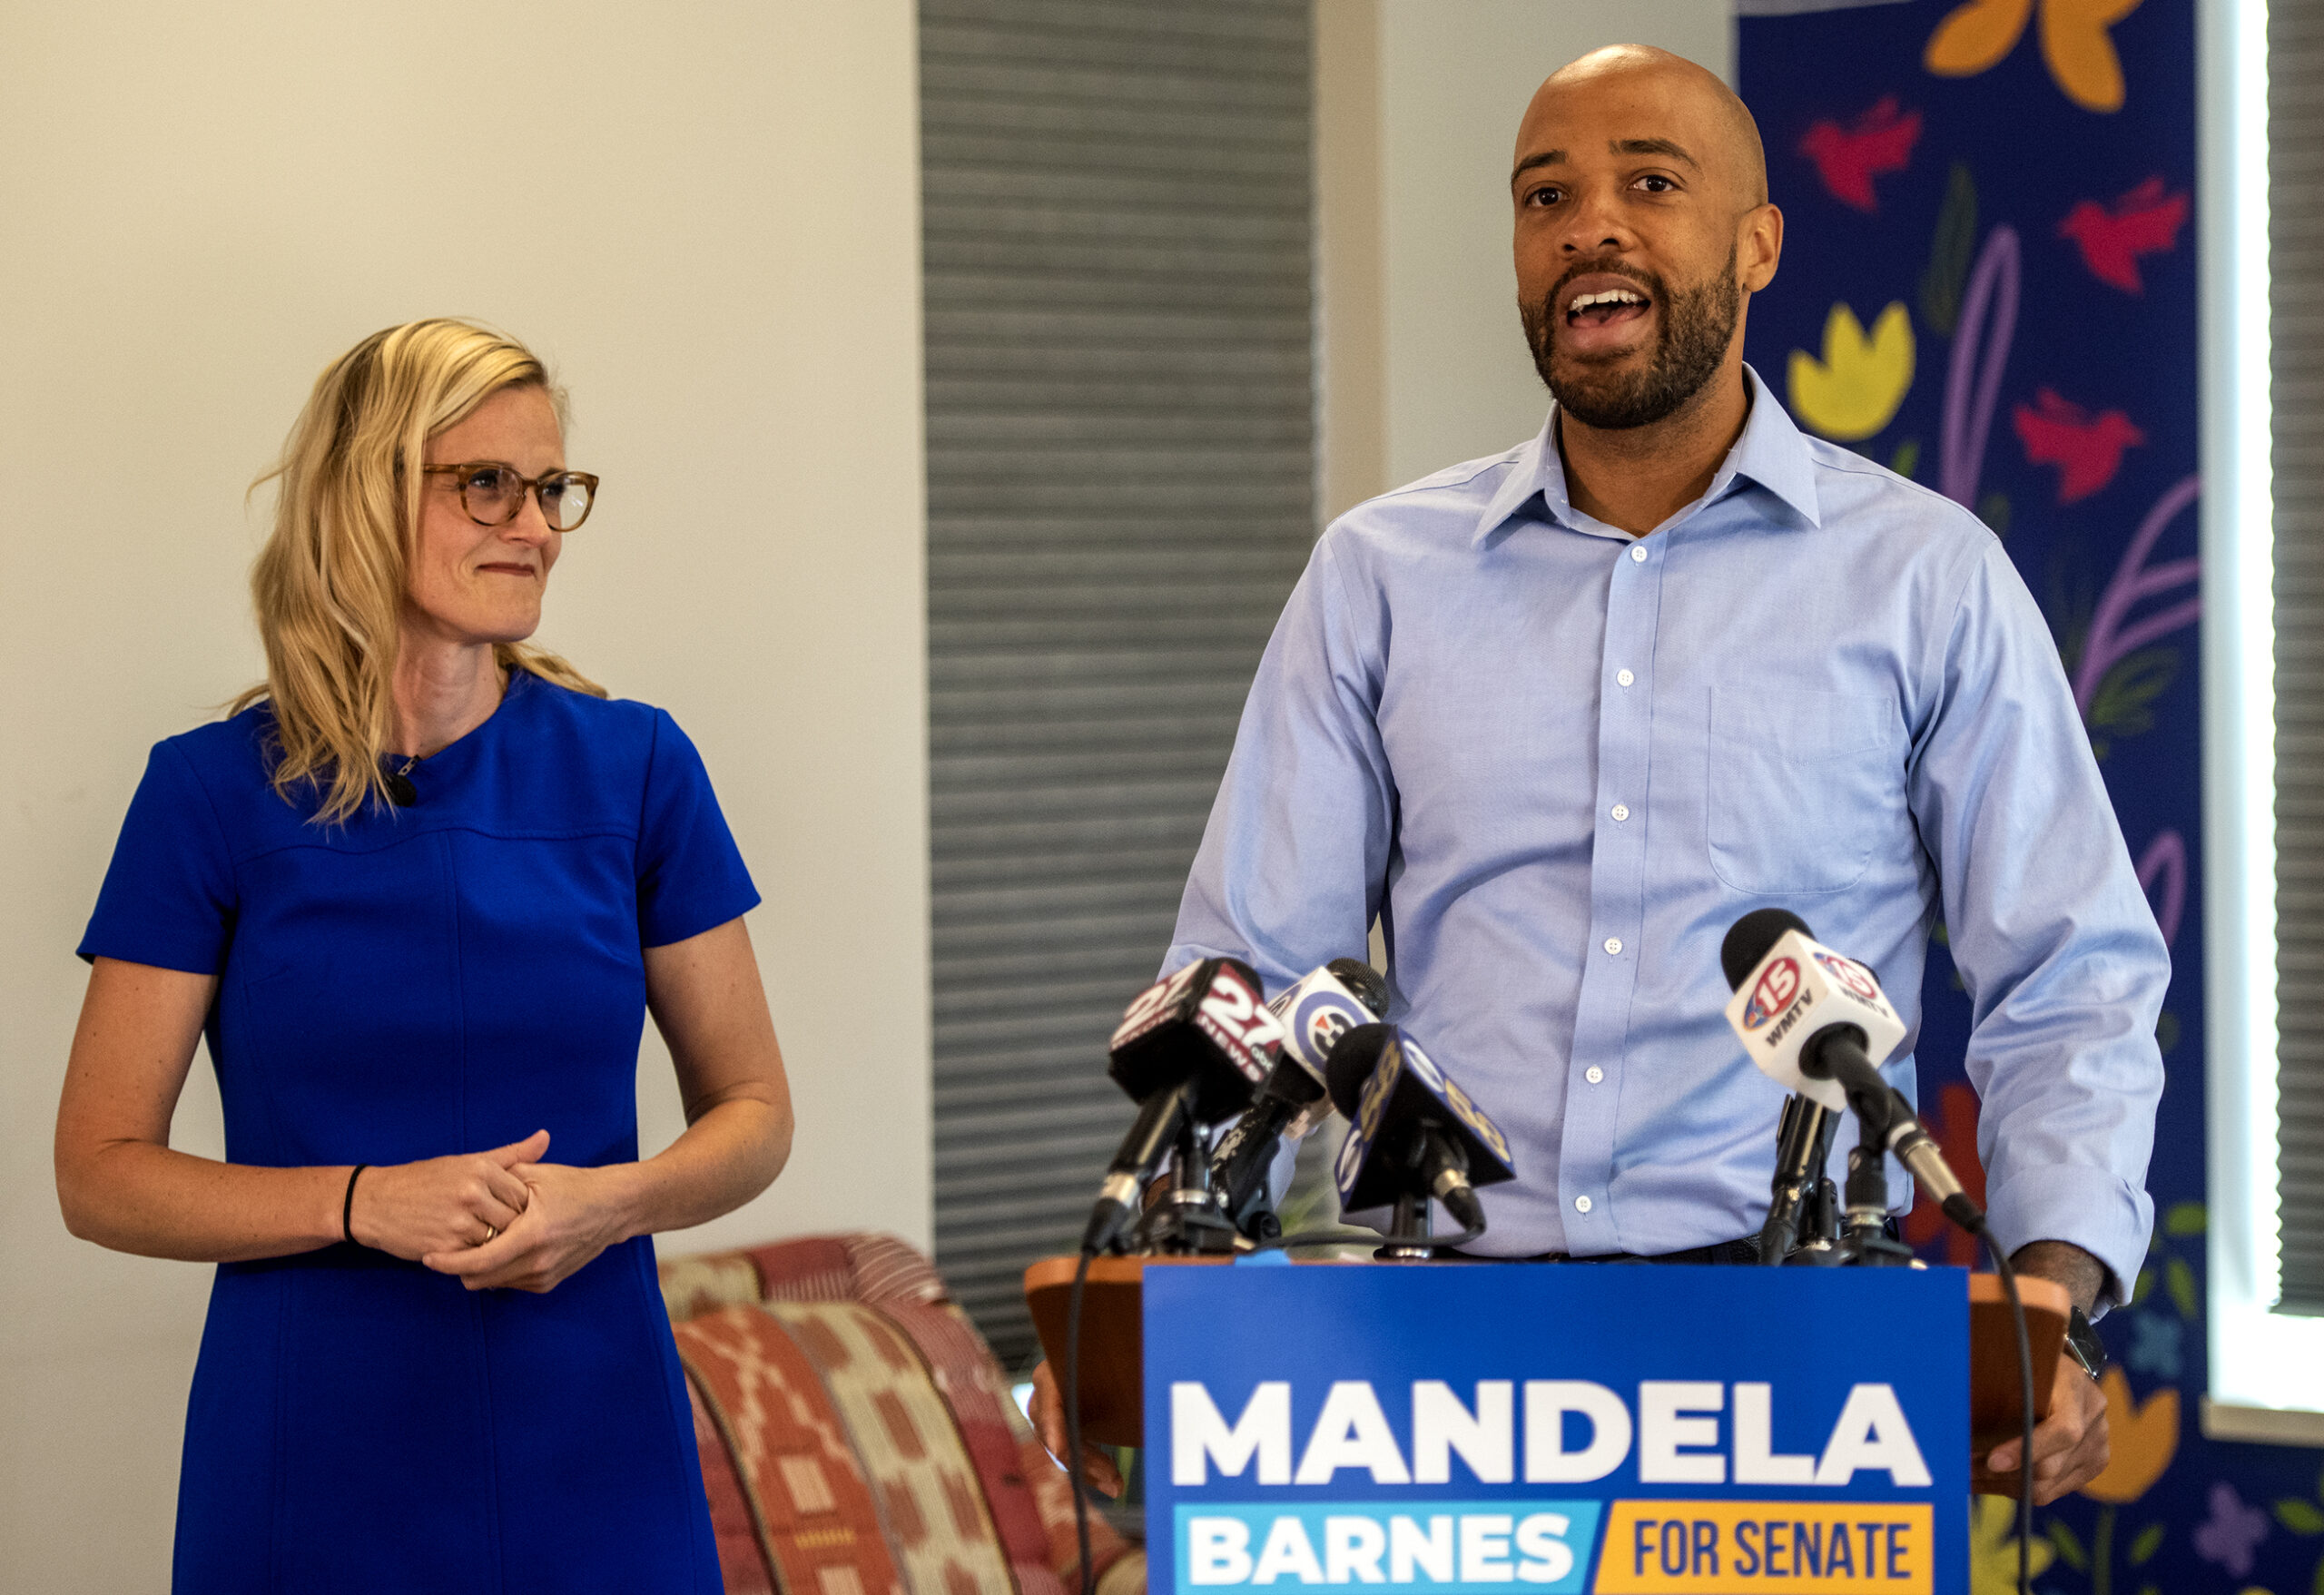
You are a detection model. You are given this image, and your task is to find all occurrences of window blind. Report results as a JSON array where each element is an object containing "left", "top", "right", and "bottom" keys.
[
  {"left": 921, "top": 0, "right": 1316, "bottom": 1362},
  {"left": 2273, "top": 0, "right": 2324, "bottom": 1315}
]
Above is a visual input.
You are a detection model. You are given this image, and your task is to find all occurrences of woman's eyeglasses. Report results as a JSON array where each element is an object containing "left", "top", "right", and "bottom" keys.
[{"left": 421, "top": 462, "right": 599, "bottom": 532}]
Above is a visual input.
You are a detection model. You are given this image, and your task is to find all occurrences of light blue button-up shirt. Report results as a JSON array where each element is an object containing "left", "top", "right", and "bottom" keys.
[{"left": 1166, "top": 369, "right": 2165, "bottom": 1300}]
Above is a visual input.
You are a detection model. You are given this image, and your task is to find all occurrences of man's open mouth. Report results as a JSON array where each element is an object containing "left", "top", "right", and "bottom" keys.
[{"left": 1566, "top": 287, "right": 1651, "bottom": 329}]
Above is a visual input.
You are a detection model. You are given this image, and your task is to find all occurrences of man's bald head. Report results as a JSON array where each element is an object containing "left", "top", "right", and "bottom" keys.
[
  {"left": 1509, "top": 42, "right": 1783, "bottom": 435},
  {"left": 1519, "top": 44, "right": 1768, "bottom": 210}
]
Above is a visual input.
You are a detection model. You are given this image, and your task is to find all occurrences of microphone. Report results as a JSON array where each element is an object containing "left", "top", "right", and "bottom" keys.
[
  {"left": 1719, "top": 910, "right": 1984, "bottom": 1234},
  {"left": 1758, "top": 1092, "right": 1837, "bottom": 1264},
  {"left": 1207, "top": 960, "right": 1390, "bottom": 1236},
  {"left": 1082, "top": 958, "right": 1284, "bottom": 1253},
  {"left": 1276, "top": 959, "right": 1392, "bottom": 1081},
  {"left": 1325, "top": 1024, "right": 1516, "bottom": 1237}
]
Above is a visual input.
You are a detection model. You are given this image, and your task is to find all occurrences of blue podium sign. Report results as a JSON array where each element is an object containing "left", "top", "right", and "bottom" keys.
[{"left": 1144, "top": 1265, "right": 1966, "bottom": 1595}]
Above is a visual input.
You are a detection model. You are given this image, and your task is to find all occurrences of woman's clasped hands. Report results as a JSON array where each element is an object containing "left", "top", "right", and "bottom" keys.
[{"left": 349, "top": 1129, "right": 637, "bottom": 1294}]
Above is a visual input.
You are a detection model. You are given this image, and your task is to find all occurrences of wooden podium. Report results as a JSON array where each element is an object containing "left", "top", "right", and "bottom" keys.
[{"left": 1025, "top": 1253, "right": 2069, "bottom": 1451}]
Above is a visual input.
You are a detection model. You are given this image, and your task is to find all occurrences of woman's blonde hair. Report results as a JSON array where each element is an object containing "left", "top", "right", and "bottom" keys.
[{"left": 234, "top": 318, "right": 605, "bottom": 822}]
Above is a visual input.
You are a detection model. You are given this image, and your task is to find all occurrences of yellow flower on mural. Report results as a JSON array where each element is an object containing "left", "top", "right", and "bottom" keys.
[
  {"left": 1968, "top": 1495, "right": 2055, "bottom": 1595},
  {"left": 1925, "top": 0, "right": 2144, "bottom": 113},
  {"left": 1787, "top": 301, "right": 1915, "bottom": 442},
  {"left": 2079, "top": 1366, "right": 2180, "bottom": 1502}
]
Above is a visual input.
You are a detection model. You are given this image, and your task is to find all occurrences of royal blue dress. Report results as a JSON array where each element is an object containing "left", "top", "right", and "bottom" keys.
[{"left": 80, "top": 670, "right": 755, "bottom": 1593}]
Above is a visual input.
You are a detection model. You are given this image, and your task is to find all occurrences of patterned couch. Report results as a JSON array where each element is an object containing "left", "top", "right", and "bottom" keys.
[{"left": 659, "top": 1232, "right": 1144, "bottom": 1595}]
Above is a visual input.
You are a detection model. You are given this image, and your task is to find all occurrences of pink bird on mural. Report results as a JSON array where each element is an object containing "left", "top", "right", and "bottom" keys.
[
  {"left": 2058, "top": 177, "right": 2190, "bottom": 293},
  {"left": 2014, "top": 388, "right": 2146, "bottom": 504},
  {"left": 1797, "top": 96, "right": 1922, "bottom": 212}
]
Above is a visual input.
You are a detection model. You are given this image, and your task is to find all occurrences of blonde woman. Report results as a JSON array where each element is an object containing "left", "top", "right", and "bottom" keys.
[{"left": 55, "top": 320, "right": 791, "bottom": 1592}]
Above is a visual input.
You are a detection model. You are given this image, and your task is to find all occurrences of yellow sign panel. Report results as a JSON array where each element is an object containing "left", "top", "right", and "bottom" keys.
[{"left": 1592, "top": 1501, "right": 1934, "bottom": 1594}]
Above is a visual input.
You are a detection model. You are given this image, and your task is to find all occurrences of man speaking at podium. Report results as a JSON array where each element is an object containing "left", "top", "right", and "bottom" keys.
[{"left": 1152, "top": 45, "right": 2166, "bottom": 1504}]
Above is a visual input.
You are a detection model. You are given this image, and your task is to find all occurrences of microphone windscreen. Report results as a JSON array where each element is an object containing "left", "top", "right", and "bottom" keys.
[
  {"left": 1721, "top": 908, "right": 1815, "bottom": 992},
  {"left": 1324, "top": 958, "right": 1390, "bottom": 1019},
  {"left": 1218, "top": 955, "right": 1263, "bottom": 990},
  {"left": 1324, "top": 1023, "right": 1395, "bottom": 1118}
]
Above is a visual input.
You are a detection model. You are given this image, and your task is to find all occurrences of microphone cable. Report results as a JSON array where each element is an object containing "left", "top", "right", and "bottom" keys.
[
  {"left": 1973, "top": 1223, "right": 2036, "bottom": 1595},
  {"left": 1064, "top": 1247, "right": 1096, "bottom": 1595}
]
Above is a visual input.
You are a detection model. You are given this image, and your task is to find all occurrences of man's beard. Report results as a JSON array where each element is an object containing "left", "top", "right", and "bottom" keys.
[{"left": 1524, "top": 246, "right": 1740, "bottom": 429}]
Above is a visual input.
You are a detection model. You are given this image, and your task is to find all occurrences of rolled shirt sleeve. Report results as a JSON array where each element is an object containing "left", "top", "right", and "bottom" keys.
[{"left": 1907, "top": 539, "right": 2168, "bottom": 1306}]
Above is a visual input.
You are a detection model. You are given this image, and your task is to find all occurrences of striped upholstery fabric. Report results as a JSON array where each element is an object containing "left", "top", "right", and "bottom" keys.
[
  {"left": 767, "top": 1302, "right": 1018, "bottom": 1595},
  {"left": 675, "top": 1305, "right": 908, "bottom": 1595},
  {"left": 875, "top": 1299, "right": 1066, "bottom": 1595},
  {"left": 748, "top": 1233, "right": 950, "bottom": 1308},
  {"left": 999, "top": 1376, "right": 1143, "bottom": 1595},
  {"left": 735, "top": 1235, "right": 861, "bottom": 1305},
  {"left": 1002, "top": 1378, "right": 1143, "bottom": 1595},
  {"left": 663, "top": 1233, "right": 1144, "bottom": 1595},
  {"left": 689, "top": 1374, "right": 779, "bottom": 1595},
  {"left": 664, "top": 1249, "right": 768, "bottom": 1323}
]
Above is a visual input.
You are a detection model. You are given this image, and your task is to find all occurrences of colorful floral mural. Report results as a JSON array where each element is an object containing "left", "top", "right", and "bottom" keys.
[{"left": 1738, "top": 2, "right": 2324, "bottom": 1590}]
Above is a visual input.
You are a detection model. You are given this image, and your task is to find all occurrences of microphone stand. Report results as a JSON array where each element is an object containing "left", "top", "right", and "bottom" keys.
[
  {"left": 1820, "top": 1092, "right": 1919, "bottom": 1267},
  {"left": 1766, "top": 1093, "right": 1914, "bottom": 1268},
  {"left": 1376, "top": 1189, "right": 1434, "bottom": 1260},
  {"left": 1129, "top": 1114, "right": 1241, "bottom": 1255},
  {"left": 1758, "top": 1095, "right": 1834, "bottom": 1264},
  {"left": 1374, "top": 1125, "right": 1471, "bottom": 1260},
  {"left": 1801, "top": 1108, "right": 1843, "bottom": 1252}
]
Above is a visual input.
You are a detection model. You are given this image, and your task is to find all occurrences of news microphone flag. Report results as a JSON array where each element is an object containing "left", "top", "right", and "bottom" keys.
[
  {"left": 1264, "top": 960, "right": 1386, "bottom": 1138},
  {"left": 1108, "top": 957, "right": 1284, "bottom": 1124},
  {"left": 1206, "top": 961, "right": 1393, "bottom": 1238},
  {"left": 1087, "top": 958, "right": 1284, "bottom": 1253},
  {"left": 1721, "top": 926, "right": 1906, "bottom": 1114},
  {"left": 1720, "top": 911, "right": 1984, "bottom": 1230},
  {"left": 1331, "top": 1025, "right": 1516, "bottom": 1216}
]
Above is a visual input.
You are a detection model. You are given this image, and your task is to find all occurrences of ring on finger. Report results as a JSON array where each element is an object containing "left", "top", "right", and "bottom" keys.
[{"left": 478, "top": 1224, "right": 498, "bottom": 1245}]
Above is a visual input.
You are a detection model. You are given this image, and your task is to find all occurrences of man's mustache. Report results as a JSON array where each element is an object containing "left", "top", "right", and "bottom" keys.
[
  {"left": 1541, "top": 260, "right": 1664, "bottom": 319},
  {"left": 1529, "top": 261, "right": 1667, "bottom": 358}
]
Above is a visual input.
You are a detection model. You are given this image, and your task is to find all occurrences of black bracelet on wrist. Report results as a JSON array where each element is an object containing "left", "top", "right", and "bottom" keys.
[{"left": 342, "top": 1165, "right": 368, "bottom": 1247}]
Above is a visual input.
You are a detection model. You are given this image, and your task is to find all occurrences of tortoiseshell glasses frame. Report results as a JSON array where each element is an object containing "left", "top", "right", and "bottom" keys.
[{"left": 420, "top": 462, "right": 600, "bottom": 532}]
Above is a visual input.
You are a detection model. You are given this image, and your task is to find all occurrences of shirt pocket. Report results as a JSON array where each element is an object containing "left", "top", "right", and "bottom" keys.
[{"left": 1706, "top": 685, "right": 1895, "bottom": 895}]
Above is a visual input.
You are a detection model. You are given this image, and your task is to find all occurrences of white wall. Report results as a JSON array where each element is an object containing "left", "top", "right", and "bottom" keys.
[
  {"left": 0, "top": 4, "right": 930, "bottom": 1586},
  {"left": 1318, "top": 0, "right": 1736, "bottom": 512}
]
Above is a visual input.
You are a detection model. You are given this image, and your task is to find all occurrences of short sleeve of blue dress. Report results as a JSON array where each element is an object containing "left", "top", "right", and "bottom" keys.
[
  {"left": 80, "top": 739, "right": 241, "bottom": 974},
  {"left": 635, "top": 709, "right": 758, "bottom": 948},
  {"left": 78, "top": 672, "right": 750, "bottom": 1594}
]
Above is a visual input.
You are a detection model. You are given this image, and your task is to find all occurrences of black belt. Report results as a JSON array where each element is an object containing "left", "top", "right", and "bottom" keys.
[
  {"left": 1438, "top": 1236, "right": 1763, "bottom": 1265},
  {"left": 1439, "top": 1217, "right": 1904, "bottom": 1266}
]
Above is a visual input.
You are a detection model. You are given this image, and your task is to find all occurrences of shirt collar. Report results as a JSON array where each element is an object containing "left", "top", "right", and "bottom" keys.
[{"left": 1472, "top": 363, "right": 1823, "bottom": 546}]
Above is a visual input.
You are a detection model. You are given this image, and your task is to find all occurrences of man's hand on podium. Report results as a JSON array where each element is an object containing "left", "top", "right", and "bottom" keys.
[
  {"left": 1971, "top": 1240, "right": 2110, "bottom": 1503},
  {"left": 1973, "top": 1351, "right": 2108, "bottom": 1502},
  {"left": 1030, "top": 1361, "right": 1124, "bottom": 1498}
]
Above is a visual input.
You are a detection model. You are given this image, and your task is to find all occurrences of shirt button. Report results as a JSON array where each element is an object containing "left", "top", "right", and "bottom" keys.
[
  {"left": 1585, "top": 1066, "right": 1604, "bottom": 1085},
  {"left": 1603, "top": 937, "right": 1623, "bottom": 956},
  {"left": 1610, "top": 802, "right": 1630, "bottom": 822},
  {"left": 1574, "top": 1195, "right": 1594, "bottom": 1214},
  {"left": 1616, "top": 669, "right": 1634, "bottom": 687},
  {"left": 1630, "top": 544, "right": 1648, "bottom": 563}
]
